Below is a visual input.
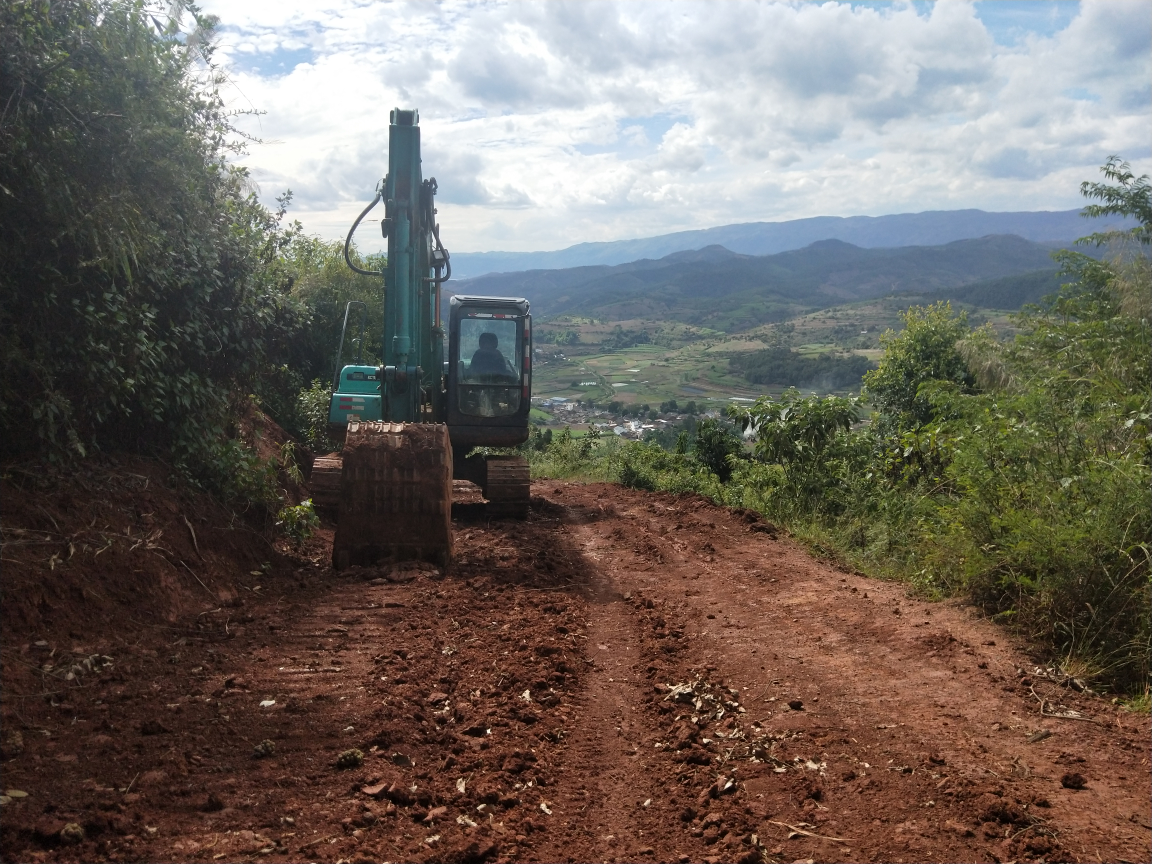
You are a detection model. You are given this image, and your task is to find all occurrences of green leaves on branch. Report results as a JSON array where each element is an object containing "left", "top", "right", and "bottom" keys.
[
  {"left": 862, "top": 302, "right": 974, "bottom": 434},
  {"left": 0, "top": 1, "right": 309, "bottom": 499},
  {"left": 1079, "top": 155, "right": 1151, "bottom": 247},
  {"left": 730, "top": 389, "right": 858, "bottom": 468}
]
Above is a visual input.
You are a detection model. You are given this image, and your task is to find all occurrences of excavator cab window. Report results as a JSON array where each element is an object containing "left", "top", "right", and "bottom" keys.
[{"left": 456, "top": 316, "right": 523, "bottom": 417}]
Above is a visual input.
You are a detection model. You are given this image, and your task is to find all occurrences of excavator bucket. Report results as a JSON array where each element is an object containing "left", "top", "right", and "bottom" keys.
[{"left": 331, "top": 422, "right": 452, "bottom": 570}]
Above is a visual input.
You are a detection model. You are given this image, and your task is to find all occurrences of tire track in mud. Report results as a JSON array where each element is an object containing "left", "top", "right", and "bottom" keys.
[
  {"left": 2, "top": 479, "right": 1147, "bottom": 864},
  {"left": 529, "top": 500, "right": 711, "bottom": 863},
  {"left": 542, "top": 480, "right": 1151, "bottom": 864}
]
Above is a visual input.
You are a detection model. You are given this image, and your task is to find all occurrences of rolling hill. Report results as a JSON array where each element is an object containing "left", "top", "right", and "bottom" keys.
[{"left": 452, "top": 234, "right": 1067, "bottom": 330}]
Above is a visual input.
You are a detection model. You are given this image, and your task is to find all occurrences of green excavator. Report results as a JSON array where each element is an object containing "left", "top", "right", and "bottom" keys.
[{"left": 310, "top": 108, "right": 532, "bottom": 569}]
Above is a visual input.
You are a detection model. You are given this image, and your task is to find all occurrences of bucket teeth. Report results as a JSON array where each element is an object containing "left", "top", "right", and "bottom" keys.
[{"left": 331, "top": 422, "right": 452, "bottom": 570}]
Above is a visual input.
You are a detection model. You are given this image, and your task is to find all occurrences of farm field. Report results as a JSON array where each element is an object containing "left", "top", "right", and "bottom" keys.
[{"left": 530, "top": 293, "right": 1015, "bottom": 409}]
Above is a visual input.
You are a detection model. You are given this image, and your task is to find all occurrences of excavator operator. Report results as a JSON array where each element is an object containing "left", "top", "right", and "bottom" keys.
[{"left": 468, "top": 332, "right": 516, "bottom": 382}]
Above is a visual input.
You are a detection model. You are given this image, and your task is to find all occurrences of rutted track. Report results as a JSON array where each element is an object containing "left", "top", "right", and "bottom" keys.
[{"left": 0, "top": 480, "right": 1148, "bottom": 864}]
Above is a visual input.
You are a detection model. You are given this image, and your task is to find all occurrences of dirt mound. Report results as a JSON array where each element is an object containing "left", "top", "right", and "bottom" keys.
[{"left": 0, "top": 407, "right": 315, "bottom": 646}]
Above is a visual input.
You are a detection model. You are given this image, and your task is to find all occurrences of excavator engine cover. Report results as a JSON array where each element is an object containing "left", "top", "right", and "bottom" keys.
[{"left": 332, "top": 422, "right": 452, "bottom": 569}]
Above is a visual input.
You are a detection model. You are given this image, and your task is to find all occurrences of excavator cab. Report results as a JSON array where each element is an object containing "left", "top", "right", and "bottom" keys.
[
  {"left": 447, "top": 295, "right": 532, "bottom": 518},
  {"left": 446, "top": 296, "right": 531, "bottom": 446}
]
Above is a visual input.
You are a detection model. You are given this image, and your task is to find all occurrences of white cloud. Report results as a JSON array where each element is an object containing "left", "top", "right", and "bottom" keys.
[{"left": 198, "top": 0, "right": 1152, "bottom": 253}]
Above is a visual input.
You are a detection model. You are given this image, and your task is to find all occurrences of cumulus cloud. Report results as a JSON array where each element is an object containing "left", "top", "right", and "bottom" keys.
[{"left": 198, "top": 0, "right": 1152, "bottom": 252}]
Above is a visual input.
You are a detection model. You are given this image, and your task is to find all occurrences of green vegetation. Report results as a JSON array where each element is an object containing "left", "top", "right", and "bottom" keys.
[
  {"left": 276, "top": 499, "right": 320, "bottom": 544},
  {"left": 0, "top": 1, "right": 373, "bottom": 538},
  {"left": 524, "top": 159, "right": 1151, "bottom": 692},
  {"left": 731, "top": 348, "right": 874, "bottom": 391},
  {"left": 862, "top": 302, "right": 974, "bottom": 433},
  {"left": 1, "top": 1, "right": 302, "bottom": 469}
]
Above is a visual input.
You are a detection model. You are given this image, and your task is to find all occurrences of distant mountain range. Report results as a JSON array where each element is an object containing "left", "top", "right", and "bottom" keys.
[
  {"left": 451, "top": 234, "right": 1074, "bottom": 330},
  {"left": 450, "top": 208, "right": 1133, "bottom": 279}
]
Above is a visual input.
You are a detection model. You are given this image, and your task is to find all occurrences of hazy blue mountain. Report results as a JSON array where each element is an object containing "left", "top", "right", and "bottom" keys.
[
  {"left": 450, "top": 208, "right": 1133, "bottom": 279},
  {"left": 451, "top": 234, "right": 1066, "bottom": 330}
]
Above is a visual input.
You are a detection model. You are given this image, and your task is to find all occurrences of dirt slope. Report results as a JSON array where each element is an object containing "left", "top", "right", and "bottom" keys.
[{"left": 1, "top": 479, "right": 1148, "bottom": 864}]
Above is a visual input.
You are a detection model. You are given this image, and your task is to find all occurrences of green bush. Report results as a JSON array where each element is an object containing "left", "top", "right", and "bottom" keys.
[
  {"left": 297, "top": 380, "right": 340, "bottom": 453},
  {"left": 277, "top": 499, "right": 319, "bottom": 544},
  {"left": 692, "top": 417, "right": 744, "bottom": 482},
  {"left": 863, "top": 302, "right": 973, "bottom": 434},
  {"left": 0, "top": 1, "right": 308, "bottom": 483},
  {"left": 524, "top": 158, "right": 1151, "bottom": 691}
]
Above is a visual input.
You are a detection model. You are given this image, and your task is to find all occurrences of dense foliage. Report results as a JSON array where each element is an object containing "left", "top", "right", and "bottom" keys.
[
  {"left": 730, "top": 347, "right": 873, "bottom": 391},
  {"left": 0, "top": 2, "right": 389, "bottom": 504},
  {"left": 0, "top": 1, "right": 307, "bottom": 486},
  {"left": 526, "top": 160, "right": 1151, "bottom": 692}
]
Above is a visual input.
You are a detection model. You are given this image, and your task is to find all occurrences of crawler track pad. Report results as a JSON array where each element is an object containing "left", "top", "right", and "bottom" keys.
[
  {"left": 484, "top": 455, "right": 530, "bottom": 518},
  {"left": 332, "top": 422, "right": 452, "bottom": 569}
]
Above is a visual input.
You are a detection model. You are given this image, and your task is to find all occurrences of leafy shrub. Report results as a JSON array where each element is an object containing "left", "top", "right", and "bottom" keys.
[
  {"left": 297, "top": 380, "right": 340, "bottom": 453},
  {"left": 691, "top": 417, "right": 743, "bottom": 482},
  {"left": 0, "top": 1, "right": 308, "bottom": 474},
  {"left": 863, "top": 302, "right": 973, "bottom": 434},
  {"left": 276, "top": 500, "right": 319, "bottom": 544}
]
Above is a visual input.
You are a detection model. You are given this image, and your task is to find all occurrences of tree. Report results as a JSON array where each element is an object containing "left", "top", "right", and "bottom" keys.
[
  {"left": 731, "top": 388, "right": 858, "bottom": 469},
  {"left": 0, "top": 1, "right": 307, "bottom": 477},
  {"left": 862, "top": 302, "right": 973, "bottom": 433},
  {"left": 1079, "top": 156, "right": 1151, "bottom": 247},
  {"left": 692, "top": 417, "right": 743, "bottom": 482}
]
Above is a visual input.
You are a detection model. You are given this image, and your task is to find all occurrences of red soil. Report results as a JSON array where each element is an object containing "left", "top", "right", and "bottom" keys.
[{"left": 1, "top": 471, "right": 1148, "bottom": 864}]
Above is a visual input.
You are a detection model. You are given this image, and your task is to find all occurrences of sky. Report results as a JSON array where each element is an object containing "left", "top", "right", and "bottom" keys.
[{"left": 196, "top": 0, "right": 1152, "bottom": 254}]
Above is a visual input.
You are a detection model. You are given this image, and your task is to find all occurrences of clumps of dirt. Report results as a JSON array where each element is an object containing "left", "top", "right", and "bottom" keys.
[
  {"left": 0, "top": 452, "right": 305, "bottom": 659},
  {"left": 730, "top": 507, "right": 779, "bottom": 537},
  {"left": 609, "top": 591, "right": 833, "bottom": 858},
  {"left": 344, "top": 560, "right": 442, "bottom": 584},
  {"left": 1060, "top": 772, "right": 1087, "bottom": 790},
  {"left": 0, "top": 521, "right": 595, "bottom": 864},
  {"left": 944, "top": 782, "right": 1065, "bottom": 860}
]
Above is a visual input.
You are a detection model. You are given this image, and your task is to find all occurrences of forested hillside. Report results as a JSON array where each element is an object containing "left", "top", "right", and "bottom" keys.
[
  {"left": 454, "top": 234, "right": 1072, "bottom": 327},
  {"left": 0, "top": 1, "right": 375, "bottom": 501}
]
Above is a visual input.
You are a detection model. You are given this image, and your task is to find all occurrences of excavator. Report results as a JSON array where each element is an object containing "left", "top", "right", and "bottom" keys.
[{"left": 310, "top": 108, "right": 532, "bottom": 569}]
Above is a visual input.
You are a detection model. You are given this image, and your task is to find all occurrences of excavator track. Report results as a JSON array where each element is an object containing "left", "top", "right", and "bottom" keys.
[
  {"left": 482, "top": 455, "right": 531, "bottom": 518},
  {"left": 331, "top": 422, "right": 452, "bottom": 570},
  {"left": 308, "top": 456, "right": 342, "bottom": 512}
]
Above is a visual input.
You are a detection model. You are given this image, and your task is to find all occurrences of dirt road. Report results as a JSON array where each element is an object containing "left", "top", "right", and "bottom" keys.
[{"left": 2, "top": 480, "right": 1148, "bottom": 863}]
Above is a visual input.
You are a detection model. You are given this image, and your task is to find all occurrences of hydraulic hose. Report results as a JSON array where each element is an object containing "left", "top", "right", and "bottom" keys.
[{"left": 344, "top": 191, "right": 384, "bottom": 277}]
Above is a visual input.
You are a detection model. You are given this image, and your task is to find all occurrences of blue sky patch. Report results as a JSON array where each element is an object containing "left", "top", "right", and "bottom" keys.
[
  {"left": 230, "top": 44, "right": 315, "bottom": 77},
  {"left": 973, "top": 1, "right": 1080, "bottom": 46}
]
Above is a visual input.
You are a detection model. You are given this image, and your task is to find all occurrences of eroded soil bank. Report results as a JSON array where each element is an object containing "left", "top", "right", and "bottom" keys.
[{"left": 1, "top": 476, "right": 1148, "bottom": 864}]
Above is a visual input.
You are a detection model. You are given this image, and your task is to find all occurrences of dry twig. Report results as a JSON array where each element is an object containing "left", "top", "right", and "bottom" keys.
[
  {"left": 1030, "top": 684, "right": 1099, "bottom": 723},
  {"left": 183, "top": 515, "right": 203, "bottom": 558},
  {"left": 766, "top": 820, "right": 855, "bottom": 843}
]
